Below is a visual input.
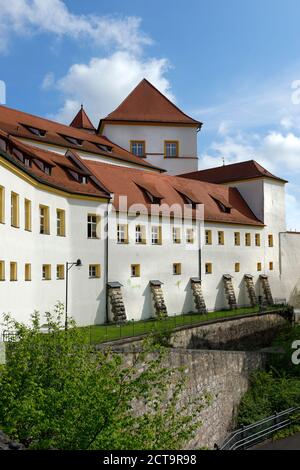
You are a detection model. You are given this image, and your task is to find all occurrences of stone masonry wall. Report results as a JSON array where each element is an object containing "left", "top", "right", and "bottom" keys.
[{"left": 170, "top": 312, "right": 288, "bottom": 351}]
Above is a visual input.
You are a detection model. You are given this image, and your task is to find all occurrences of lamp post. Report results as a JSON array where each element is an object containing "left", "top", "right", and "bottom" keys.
[{"left": 65, "top": 259, "right": 82, "bottom": 330}]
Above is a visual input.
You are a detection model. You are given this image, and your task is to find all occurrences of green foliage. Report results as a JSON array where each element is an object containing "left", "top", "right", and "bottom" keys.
[
  {"left": 0, "top": 304, "right": 207, "bottom": 450},
  {"left": 238, "top": 324, "right": 300, "bottom": 429}
]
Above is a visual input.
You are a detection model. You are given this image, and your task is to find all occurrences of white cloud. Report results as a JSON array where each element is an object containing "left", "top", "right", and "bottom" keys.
[
  {"left": 0, "top": 0, "right": 151, "bottom": 53},
  {"left": 49, "top": 51, "right": 173, "bottom": 124}
]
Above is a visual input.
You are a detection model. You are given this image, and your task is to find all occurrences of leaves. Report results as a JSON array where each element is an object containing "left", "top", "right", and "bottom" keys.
[{"left": 0, "top": 304, "right": 207, "bottom": 450}]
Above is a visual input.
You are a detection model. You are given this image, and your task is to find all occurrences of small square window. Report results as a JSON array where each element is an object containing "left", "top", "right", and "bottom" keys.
[
  {"left": 173, "top": 263, "right": 181, "bottom": 275},
  {"left": 89, "top": 264, "right": 101, "bottom": 278},
  {"left": 172, "top": 227, "right": 181, "bottom": 244},
  {"left": 205, "top": 263, "right": 212, "bottom": 274},
  {"left": 10, "top": 262, "right": 17, "bottom": 281},
  {"left": 131, "top": 264, "right": 140, "bottom": 277},
  {"left": 268, "top": 234, "right": 274, "bottom": 247},
  {"left": 245, "top": 233, "right": 251, "bottom": 246},
  {"left": 0, "top": 260, "right": 5, "bottom": 281},
  {"left": 218, "top": 231, "right": 224, "bottom": 245},
  {"left": 165, "top": 141, "right": 179, "bottom": 158},
  {"left": 42, "top": 264, "right": 51, "bottom": 280},
  {"left": 186, "top": 228, "right": 194, "bottom": 244},
  {"left": 25, "top": 263, "right": 31, "bottom": 281},
  {"left": 205, "top": 230, "right": 212, "bottom": 245},
  {"left": 257, "top": 262, "right": 262, "bottom": 272},
  {"left": 130, "top": 141, "right": 145, "bottom": 157},
  {"left": 234, "top": 232, "right": 240, "bottom": 246},
  {"left": 56, "top": 264, "right": 65, "bottom": 280},
  {"left": 117, "top": 224, "right": 128, "bottom": 243}
]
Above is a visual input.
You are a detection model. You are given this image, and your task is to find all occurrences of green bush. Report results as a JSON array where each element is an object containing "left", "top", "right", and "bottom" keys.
[{"left": 0, "top": 305, "right": 207, "bottom": 450}]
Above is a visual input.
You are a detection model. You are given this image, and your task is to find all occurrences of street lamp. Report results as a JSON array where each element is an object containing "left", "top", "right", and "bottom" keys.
[{"left": 65, "top": 259, "right": 82, "bottom": 330}]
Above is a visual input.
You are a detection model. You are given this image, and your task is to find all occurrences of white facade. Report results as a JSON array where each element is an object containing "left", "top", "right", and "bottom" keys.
[{"left": 101, "top": 123, "right": 199, "bottom": 175}]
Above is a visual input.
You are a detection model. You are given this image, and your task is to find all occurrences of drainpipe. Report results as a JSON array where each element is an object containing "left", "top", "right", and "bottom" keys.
[{"left": 105, "top": 202, "right": 110, "bottom": 324}]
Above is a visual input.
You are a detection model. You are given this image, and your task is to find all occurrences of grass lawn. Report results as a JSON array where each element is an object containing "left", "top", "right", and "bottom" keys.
[{"left": 82, "top": 305, "right": 281, "bottom": 345}]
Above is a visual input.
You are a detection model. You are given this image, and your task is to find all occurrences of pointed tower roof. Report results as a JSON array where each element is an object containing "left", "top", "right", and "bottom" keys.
[
  {"left": 99, "top": 79, "right": 202, "bottom": 131},
  {"left": 70, "top": 105, "right": 95, "bottom": 133}
]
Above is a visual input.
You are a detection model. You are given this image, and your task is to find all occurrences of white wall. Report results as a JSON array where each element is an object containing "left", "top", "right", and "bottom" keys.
[
  {"left": 0, "top": 162, "right": 107, "bottom": 330},
  {"left": 201, "top": 222, "right": 282, "bottom": 310},
  {"left": 280, "top": 232, "right": 300, "bottom": 308},
  {"left": 102, "top": 123, "right": 199, "bottom": 175}
]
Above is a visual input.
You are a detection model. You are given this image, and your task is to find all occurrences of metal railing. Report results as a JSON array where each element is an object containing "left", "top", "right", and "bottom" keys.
[{"left": 217, "top": 407, "right": 300, "bottom": 450}]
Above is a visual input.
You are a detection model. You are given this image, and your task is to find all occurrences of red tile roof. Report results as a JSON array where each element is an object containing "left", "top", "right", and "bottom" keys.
[
  {"left": 0, "top": 130, "right": 110, "bottom": 199},
  {"left": 0, "top": 104, "right": 162, "bottom": 172},
  {"left": 180, "top": 160, "right": 287, "bottom": 184},
  {"left": 99, "top": 79, "right": 202, "bottom": 129},
  {"left": 85, "top": 160, "right": 263, "bottom": 226},
  {"left": 69, "top": 105, "right": 95, "bottom": 132}
]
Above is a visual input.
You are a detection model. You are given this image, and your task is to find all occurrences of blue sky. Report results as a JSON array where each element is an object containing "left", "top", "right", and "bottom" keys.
[{"left": 1, "top": 0, "right": 300, "bottom": 228}]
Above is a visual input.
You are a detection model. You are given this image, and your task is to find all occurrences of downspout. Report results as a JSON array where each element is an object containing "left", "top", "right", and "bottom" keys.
[{"left": 105, "top": 201, "right": 110, "bottom": 324}]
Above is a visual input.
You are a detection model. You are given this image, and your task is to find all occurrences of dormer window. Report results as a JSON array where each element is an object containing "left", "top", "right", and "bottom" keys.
[
  {"left": 44, "top": 165, "right": 51, "bottom": 175},
  {"left": 34, "top": 159, "right": 52, "bottom": 175},
  {"left": 210, "top": 195, "right": 232, "bottom": 214},
  {"left": 94, "top": 143, "right": 113, "bottom": 153},
  {"left": 24, "top": 157, "right": 31, "bottom": 167},
  {"left": 22, "top": 124, "right": 46, "bottom": 137},
  {"left": 68, "top": 169, "right": 88, "bottom": 184},
  {"left": 131, "top": 141, "right": 145, "bottom": 157},
  {"left": 60, "top": 135, "right": 83, "bottom": 146}
]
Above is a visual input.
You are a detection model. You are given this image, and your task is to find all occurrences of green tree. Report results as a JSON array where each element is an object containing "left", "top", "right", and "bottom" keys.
[{"left": 0, "top": 304, "right": 208, "bottom": 450}]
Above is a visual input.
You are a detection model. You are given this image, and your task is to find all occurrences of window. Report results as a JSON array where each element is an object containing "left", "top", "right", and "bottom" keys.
[
  {"left": 89, "top": 264, "right": 101, "bottom": 278},
  {"left": 25, "top": 263, "right": 31, "bottom": 281},
  {"left": 42, "top": 264, "right": 51, "bottom": 280},
  {"left": 205, "top": 230, "right": 212, "bottom": 245},
  {"left": 24, "top": 199, "right": 32, "bottom": 231},
  {"left": 218, "top": 231, "right": 224, "bottom": 245},
  {"left": 235, "top": 263, "right": 240, "bottom": 273},
  {"left": 24, "top": 157, "right": 31, "bottom": 167},
  {"left": 205, "top": 263, "right": 212, "bottom": 274},
  {"left": 56, "top": 264, "right": 65, "bottom": 280},
  {"left": 87, "top": 214, "right": 100, "bottom": 239},
  {"left": 60, "top": 135, "right": 83, "bottom": 146},
  {"left": 268, "top": 234, "right": 274, "bottom": 247},
  {"left": 172, "top": 226, "right": 181, "bottom": 244},
  {"left": 245, "top": 233, "right": 251, "bottom": 246},
  {"left": 130, "top": 141, "right": 145, "bottom": 157},
  {"left": 269, "top": 262, "right": 274, "bottom": 271},
  {"left": 10, "top": 262, "right": 17, "bottom": 281},
  {"left": 11, "top": 192, "right": 19, "bottom": 228},
  {"left": 131, "top": 264, "right": 140, "bottom": 277},
  {"left": 151, "top": 226, "right": 162, "bottom": 245},
  {"left": 57, "top": 209, "right": 66, "bottom": 236},
  {"left": 40, "top": 205, "right": 50, "bottom": 234},
  {"left": 186, "top": 228, "right": 194, "bottom": 244},
  {"left": 135, "top": 225, "right": 146, "bottom": 244},
  {"left": 0, "top": 260, "right": 5, "bottom": 281},
  {"left": 234, "top": 232, "right": 240, "bottom": 246},
  {"left": 23, "top": 125, "right": 46, "bottom": 137},
  {"left": 257, "top": 262, "right": 262, "bottom": 272},
  {"left": 165, "top": 141, "right": 179, "bottom": 158},
  {"left": 173, "top": 263, "right": 182, "bottom": 275},
  {"left": 117, "top": 224, "right": 128, "bottom": 244},
  {"left": 0, "top": 186, "right": 4, "bottom": 223},
  {"left": 255, "top": 233, "right": 261, "bottom": 247}
]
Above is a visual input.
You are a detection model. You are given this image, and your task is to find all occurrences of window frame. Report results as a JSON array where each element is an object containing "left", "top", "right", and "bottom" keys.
[
  {"left": 205, "top": 263, "right": 213, "bottom": 275},
  {"left": 24, "top": 199, "right": 32, "bottom": 232},
  {"left": 255, "top": 233, "right": 261, "bottom": 247},
  {"left": 131, "top": 264, "right": 141, "bottom": 278},
  {"left": 117, "top": 223, "right": 129, "bottom": 244},
  {"left": 0, "top": 260, "right": 5, "bottom": 281},
  {"left": 42, "top": 264, "right": 51, "bottom": 281},
  {"left": 11, "top": 192, "right": 20, "bottom": 228},
  {"left": 0, "top": 186, "right": 5, "bottom": 224},
  {"left": 39, "top": 204, "right": 50, "bottom": 235},
  {"left": 10, "top": 262, "right": 17, "bottom": 281},
  {"left": 25, "top": 263, "right": 31, "bottom": 281},
  {"left": 87, "top": 214, "right": 100, "bottom": 239},
  {"left": 89, "top": 264, "right": 101, "bottom": 279},
  {"left": 218, "top": 231, "right": 225, "bottom": 245},
  {"left": 56, "top": 209, "right": 66, "bottom": 237},
  {"left": 130, "top": 140, "right": 146, "bottom": 158},
  {"left": 151, "top": 225, "right": 162, "bottom": 245},
  {"left": 245, "top": 233, "right": 251, "bottom": 247},
  {"left": 205, "top": 230, "right": 212, "bottom": 245},
  {"left": 172, "top": 226, "right": 181, "bottom": 244},
  {"left": 164, "top": 140, "right": 179, "bottom": 158},
  {"left": 234, "top": 232, "right": 240, "bottom": 246},
  {"left": 173, "top": 263, "right": 182, "bottom": 275},
  {"left": 135, "top": 225, "right": 146, "bottom": 244}
]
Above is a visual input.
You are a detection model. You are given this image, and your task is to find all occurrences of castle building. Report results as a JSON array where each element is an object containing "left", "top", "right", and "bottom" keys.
[{"left": 0, "top": 79, "right": 299, "bottom": 329}]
